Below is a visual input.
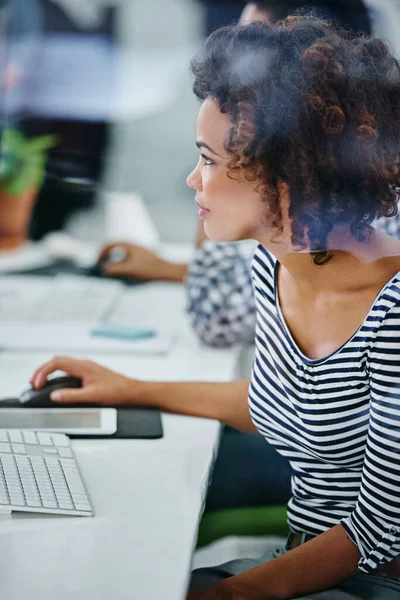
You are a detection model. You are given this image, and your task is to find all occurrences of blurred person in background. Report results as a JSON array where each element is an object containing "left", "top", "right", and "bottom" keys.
[
  {"left": 242, "top": 0, "right": 371, "bottom": 33},
  {"left": 198, "top": 0, "right": 371, "bottom": 36},
  {"left": 197, "top": 0, "right": 245, "bottom": 37}
]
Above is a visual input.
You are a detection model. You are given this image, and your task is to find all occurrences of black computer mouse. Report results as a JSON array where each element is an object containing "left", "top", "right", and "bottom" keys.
[
  {"left": 90, "top": 246, "right": 127, "bottom": 278},
  {"left": 88, "top": 247, "right": 140, "bottom": 286},
  {"left": 20, "top": 376, "right": 83, "bottom": 408}
]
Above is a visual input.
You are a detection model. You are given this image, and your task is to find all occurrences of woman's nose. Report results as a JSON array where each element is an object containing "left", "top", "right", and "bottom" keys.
[{"left": 186, "top": 163, "right": 202, "bottom": 191}]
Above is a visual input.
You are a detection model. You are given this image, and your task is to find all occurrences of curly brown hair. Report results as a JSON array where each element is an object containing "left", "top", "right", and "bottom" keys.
[{"left": 191, "top": 16, "right": 400, "bottom": 263}]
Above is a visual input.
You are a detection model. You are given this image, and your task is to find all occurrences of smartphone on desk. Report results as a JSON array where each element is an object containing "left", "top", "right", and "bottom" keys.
[{"left": 0, "top": 408, "right": 117, "bottom": 436}]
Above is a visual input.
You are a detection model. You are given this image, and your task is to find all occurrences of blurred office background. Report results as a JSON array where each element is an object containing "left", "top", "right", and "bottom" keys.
[{"left": 1, "top": 0, "right": 400, "bottom": 252}]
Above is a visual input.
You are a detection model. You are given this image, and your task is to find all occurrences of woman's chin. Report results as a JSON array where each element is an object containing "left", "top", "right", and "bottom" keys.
[{"left": 203, "top": 223, "right": 243, "bottom": 243}]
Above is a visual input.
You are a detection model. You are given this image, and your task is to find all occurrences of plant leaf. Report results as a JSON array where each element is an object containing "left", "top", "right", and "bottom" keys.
[{"left": 0, "top": 129, "right": 58, "bottom": 194}]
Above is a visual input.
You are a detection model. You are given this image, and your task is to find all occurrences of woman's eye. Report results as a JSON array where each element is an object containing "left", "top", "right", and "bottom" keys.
[{"left": 200, "top": 153, "right": 214, "bottom": 166}]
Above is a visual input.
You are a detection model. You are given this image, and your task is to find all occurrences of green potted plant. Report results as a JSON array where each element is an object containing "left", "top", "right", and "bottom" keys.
[{"left": 0, "top": 128, "right": 57, "bottom": 250}]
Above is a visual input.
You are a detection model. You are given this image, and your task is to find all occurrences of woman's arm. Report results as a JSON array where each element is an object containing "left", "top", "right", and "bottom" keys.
[
  {"left": 97, "top": 242, "right": 188, "bottom": 282},
  {"left": 190, "top": 524, "right": 360, "bottom": 600},
  {"left": 30, "top": 357, "right": 257, "bottom": 433},
  {"left": 240, "top": 524, "right": 360, "bottom": 599},
  {"left": 138, "top": 379, "right": 256, "bottom": 432}
]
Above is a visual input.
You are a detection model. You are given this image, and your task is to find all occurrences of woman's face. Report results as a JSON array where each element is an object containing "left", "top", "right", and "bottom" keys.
[{"left": 187, "top": 98, "right": 269, "bottom": 242}]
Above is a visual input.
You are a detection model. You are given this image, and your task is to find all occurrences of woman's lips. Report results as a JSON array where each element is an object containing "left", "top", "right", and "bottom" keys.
[{"left": 195, "top": 199, "right": 210, "bottom": 219}]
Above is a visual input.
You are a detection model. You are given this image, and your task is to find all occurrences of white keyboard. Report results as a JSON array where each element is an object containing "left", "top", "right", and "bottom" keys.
[
  {"left": 0, "top": 275, "right": 122, "bottom": 324},
  {"left": 39, "top": 277, "right": 121, "bottom": 323},
  {"left": 0, "top": 430, "right": 94, "bottom": 516}
]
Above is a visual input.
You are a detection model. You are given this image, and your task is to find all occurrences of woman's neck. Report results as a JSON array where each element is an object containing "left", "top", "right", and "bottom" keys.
[{"left": 257, "top": 227, "right": 400, "bottom": 294}]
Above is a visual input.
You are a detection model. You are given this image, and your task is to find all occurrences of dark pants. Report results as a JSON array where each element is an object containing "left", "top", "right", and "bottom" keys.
[{"left": 205, "top": 427, "right": 292, "bottom": 512}]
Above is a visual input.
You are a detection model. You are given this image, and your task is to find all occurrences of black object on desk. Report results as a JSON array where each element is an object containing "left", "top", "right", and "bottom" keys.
[
  {"left": 0, "top": 376, "right": 163, "bottom": 439},
  {"left": 5, "top": 258, "right": 141, "bottom": 286},
  {"left": 20, "top": 376, "right": 83, "bottom": 407},
  {"left": 72, "top": 407, "right": 163, "bottom": 440},
  {"left": 0, "top": 401, "right": 163, "bottom": 440}
]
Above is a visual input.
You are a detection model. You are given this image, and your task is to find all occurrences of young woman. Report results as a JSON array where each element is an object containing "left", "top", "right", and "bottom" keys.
[{"left": 31, "top": 17, "right": 400, "bottom": 599}]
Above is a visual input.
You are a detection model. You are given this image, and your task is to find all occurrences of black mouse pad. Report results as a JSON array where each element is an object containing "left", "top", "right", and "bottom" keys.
[
  {"left": 0, "top": 403, "right": 163, "bottom": 440},
  {"left": 70, "top": 407, "right": 163, "bottom": 439}
]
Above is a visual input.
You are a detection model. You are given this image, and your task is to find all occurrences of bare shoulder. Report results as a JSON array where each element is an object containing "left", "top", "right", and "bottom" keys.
[
  {"left": 351, "top": 230, "right": 400, "bottom": 294},
  {"left": 371, "top": 230, "right": 400, "bottom": 271}
]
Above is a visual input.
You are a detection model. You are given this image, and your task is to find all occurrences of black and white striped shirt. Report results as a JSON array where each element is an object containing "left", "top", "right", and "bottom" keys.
[{"left": 248, "top": 244, "right": 400, "bottom": 573}]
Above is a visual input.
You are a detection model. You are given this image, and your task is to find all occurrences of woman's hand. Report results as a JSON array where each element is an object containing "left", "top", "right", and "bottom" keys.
[
  {"left": 30, "top": 356, "right": 138, "bottom": 406},
  {"left": 98, "top": 242, "right": 187, "bottom": 282}
]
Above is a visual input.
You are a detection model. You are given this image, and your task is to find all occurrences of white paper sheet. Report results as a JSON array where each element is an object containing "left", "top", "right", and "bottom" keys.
[{"left": 0, "top": 323, "right": 171, "bottom": 355}]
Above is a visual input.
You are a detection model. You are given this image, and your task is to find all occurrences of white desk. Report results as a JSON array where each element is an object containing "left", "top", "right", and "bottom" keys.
[{"left": 0, "top": 282, "right": 241, "bottom": 600}]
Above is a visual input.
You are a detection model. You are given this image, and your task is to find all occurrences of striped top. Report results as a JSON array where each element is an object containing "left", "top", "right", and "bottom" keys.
[{"left": 248, "top": 244, "right": 400, "bottom": 573}]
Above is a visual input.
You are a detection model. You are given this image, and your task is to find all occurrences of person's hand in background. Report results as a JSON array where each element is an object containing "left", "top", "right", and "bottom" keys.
[{"left": 98, "top": 242, "right": 188, "bottom": 282}]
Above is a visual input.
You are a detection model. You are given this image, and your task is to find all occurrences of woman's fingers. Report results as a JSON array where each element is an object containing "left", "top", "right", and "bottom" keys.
[
  {"left": 97, "top": 242, "right": 130, "bottom": 261},
  {"left": 103, "top": 260, "right": 133, "bottom": 276},
  {"left": 97, "top": 242, "right": 120, "bottom": 261},
  {"left": 50, "top": 386, "right": 95, "bottom": 404},
  {"left": 30, "top": 356, "right": 91, "bottom": 389}
]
